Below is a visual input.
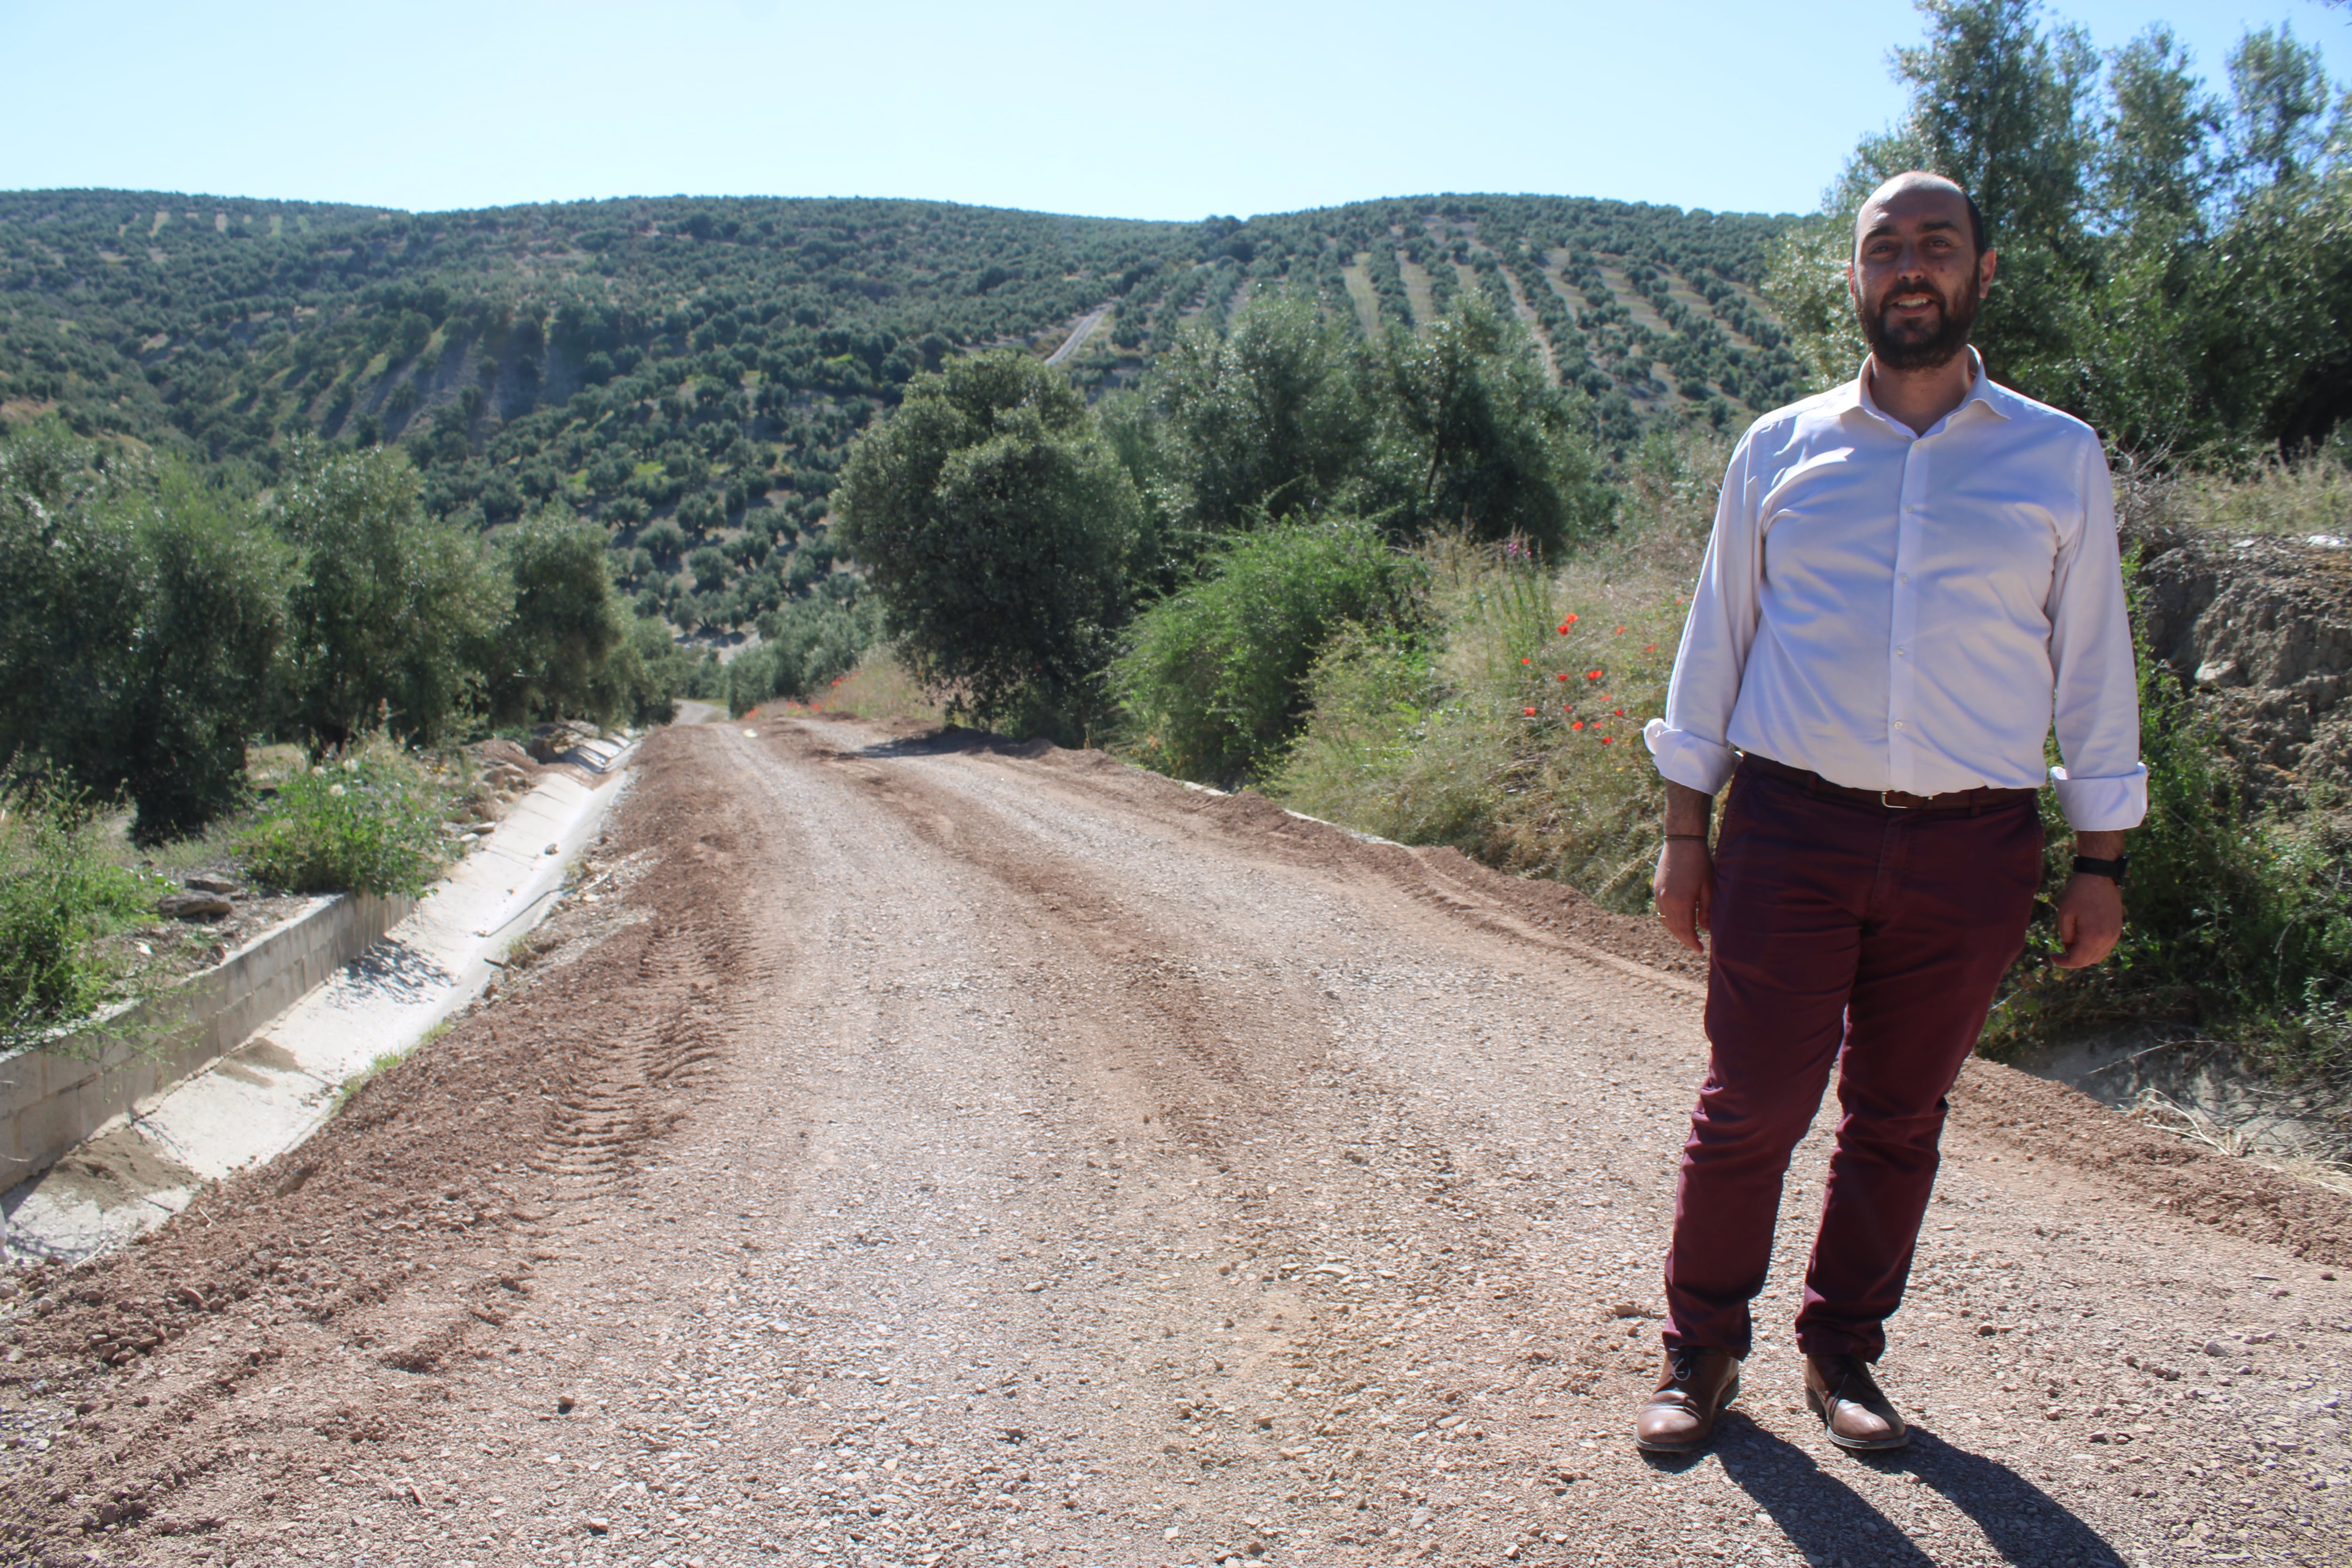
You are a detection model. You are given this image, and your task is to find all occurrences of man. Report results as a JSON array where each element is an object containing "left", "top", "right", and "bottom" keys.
[{"left": 1633, "top": 171, "right": 2144, "bottom": 1455}]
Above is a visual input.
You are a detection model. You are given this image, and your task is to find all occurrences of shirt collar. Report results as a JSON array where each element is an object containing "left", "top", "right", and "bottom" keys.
[{"left": 1843, "top": 348, "right": 2011, "bottom": 433}]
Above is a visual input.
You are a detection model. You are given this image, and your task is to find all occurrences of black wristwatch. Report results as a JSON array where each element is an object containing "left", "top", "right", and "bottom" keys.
[{"left": 2072, "top": 853, "right": 2129, "bottom": 885}]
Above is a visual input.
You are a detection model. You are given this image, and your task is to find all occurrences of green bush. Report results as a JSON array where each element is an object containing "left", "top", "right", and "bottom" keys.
[
  {"left": 1984, "top": 612, "right": 2352, "bottom": 1082},
  {"left": 1112, "top": 515, "right": 1426, "bottom": 786},
  {"left": 239, "top": 745, "right": 451, "bottom": 898},
  {"left": 728, "top": 590, "right": 881, "bottom": 715},
  {"left": 0, "top": 798, "right": 170, "bottom": 1051},
  {"left": 1269, "top": 539, "right": 1685, "bottom": 907},
  {"left": 590, "top": 614, "right": 692, "bottom": 727}
]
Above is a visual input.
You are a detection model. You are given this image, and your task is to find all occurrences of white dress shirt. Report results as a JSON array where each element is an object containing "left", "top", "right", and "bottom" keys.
[{"left": 1644, "top": 356, "right": 2147, "bottom": 831}]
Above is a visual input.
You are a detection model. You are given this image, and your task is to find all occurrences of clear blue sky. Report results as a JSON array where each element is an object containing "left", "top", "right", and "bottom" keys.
[{"left": 3, "top": 0, "right": 2345, "bottom": 221}]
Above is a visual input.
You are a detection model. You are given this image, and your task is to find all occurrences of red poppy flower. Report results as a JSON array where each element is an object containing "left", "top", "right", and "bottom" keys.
[
  {"left": 1645, "top": 644, "right": 1658, "bottom": 653},
  {"left": 1522, "top": 707, "right": 1537, "bottom": 716},
  {"left": 1600, "top": 736, "right": 1613, "bottom": 745},
  {"left": 1613, "top": 709, "right": 1625, "bottom": 717},
  {"left": 1587, "top": 670, "right": 1603, "bottom": 681},
  {"left": 1615, "top": 625, "right": 1626, "bottom": 634},
  {"left": 1556, "top": 672, "right": 1569, "bottom": 682},
  {"left": 1562, "top": 614, "right": 1579, "bottom": 628},
  {"left": 1521, "top": 656, "right": 1531, "bottom": 664},
  {"left": 1572, "top": 720, "right": 1584, "bottom": 730}
]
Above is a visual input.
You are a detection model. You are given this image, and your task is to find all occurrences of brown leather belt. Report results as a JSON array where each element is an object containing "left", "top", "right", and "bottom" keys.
[{"left": 1740, "top": 752, "right": 2039, "bottom": 813}]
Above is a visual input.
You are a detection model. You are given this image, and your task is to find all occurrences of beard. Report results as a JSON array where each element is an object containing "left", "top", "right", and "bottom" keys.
[{"left": 1856, "top": 274, "right": 1981, "bottom": 371}]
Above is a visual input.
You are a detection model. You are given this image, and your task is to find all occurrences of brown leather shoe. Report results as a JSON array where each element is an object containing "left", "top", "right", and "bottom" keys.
[
  {"left": 1633, "top": 1347, "right": 1740, "bottom": 1453},
  {"left": 1804, "top": 1353, "right": 1909, "bottom": 1452}
]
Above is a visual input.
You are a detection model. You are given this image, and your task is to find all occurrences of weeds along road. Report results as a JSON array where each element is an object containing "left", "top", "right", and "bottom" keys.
[{"left": 6, "top": 718, "right": 2352, "bottom": 1568}]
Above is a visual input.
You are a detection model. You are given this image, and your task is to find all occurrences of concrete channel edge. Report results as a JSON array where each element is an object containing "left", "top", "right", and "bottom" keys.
[{"left": 1, "top": 736, "right": 639, "bottom": 1262}]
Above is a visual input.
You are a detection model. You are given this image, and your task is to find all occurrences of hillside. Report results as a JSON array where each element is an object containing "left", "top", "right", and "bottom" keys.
[{"left": 0, "top": 189, "right": 1799, "bottom": 635}]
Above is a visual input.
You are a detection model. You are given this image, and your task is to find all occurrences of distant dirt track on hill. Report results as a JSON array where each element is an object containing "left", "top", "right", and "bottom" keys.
[{"left": 4, "top": 718, "right": 2349, "bottom": 1567}]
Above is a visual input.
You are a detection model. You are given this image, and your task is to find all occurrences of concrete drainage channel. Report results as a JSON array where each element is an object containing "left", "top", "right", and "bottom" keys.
[{"left": 0, "top": 735, "right": 639, "bottom": 1263}]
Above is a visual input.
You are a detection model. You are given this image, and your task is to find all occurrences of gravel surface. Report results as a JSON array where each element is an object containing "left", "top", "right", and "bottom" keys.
[{"left": 3, "top": 717, "right": 2350, "bottom": 1568}]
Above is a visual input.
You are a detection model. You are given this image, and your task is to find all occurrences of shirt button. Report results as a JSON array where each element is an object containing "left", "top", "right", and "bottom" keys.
[
  {"left": 1895, "top": 647, "right": 1907, "bottom": 657},
  {"left": 1893, "top": 720, "right": 1905, "bottom": 729},
  {"left": 1899, "top": 573, "right": 1910, "bottom": 584}
]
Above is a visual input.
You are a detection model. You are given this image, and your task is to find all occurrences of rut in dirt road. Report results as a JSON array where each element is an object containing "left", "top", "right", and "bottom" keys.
[{"left": 3, "top": 716, "right": 2349, "bottom": 1568}]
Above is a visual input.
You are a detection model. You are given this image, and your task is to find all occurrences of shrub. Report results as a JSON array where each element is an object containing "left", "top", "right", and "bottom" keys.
[
  {"left": 1111, "top": 515, "right": 1426, "bottom": 786},
  {"left": 1983, "top": 605, "right": 2352, "bottom": 1082},
  {"left": 729, "top": 592, "right": 881, "bottom": 713},
  {"left": 239, "top": 743, "right": 451, "bottom": 898},
  {"left": 0, "top": 797, "right": 171, "bottom": 1051},
  {"left": 1270, "top": 539, "right": 1685, "bottom": 907},
  {"left": 589, "top": 614, "right": 692, "bottom": 727}
]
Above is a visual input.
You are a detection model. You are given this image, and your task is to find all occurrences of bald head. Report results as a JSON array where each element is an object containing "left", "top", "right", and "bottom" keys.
[{"left": 1854, "top": 172, "right": 1985, "bottom": 259}]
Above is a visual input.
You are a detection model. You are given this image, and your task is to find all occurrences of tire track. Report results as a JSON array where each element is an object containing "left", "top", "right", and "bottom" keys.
[
  {"left": 10, "top": 722, "right": 2352, "bottom": 1567},
  {"left": 0, "top": 734, "right": 766, "bottom": 1558},
  {"left": 772, "top": 724, "right": 1295, "bottom": 1152}
]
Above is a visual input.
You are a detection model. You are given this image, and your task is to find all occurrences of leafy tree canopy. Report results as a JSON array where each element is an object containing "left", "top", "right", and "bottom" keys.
[
  {"left": 1770, "top": 0, "right": 2351, "bottom": 457},
  {"left": 834, "top": 352, "right": 1144, "bottom": 730}
]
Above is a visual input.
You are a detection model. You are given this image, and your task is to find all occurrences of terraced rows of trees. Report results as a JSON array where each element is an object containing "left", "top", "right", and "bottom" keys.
[{"left": 0, "top": 190, "right": 1802, "bottom": 659}]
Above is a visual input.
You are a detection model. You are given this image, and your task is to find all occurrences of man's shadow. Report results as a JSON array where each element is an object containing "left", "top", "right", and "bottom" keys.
[{"left": 1639, "top": 1415, "right": 2130, "bottom": 1567}]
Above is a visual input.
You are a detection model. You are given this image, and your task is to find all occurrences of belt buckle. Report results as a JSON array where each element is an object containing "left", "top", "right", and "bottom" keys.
[{"left": 1880, "top": 788, "right": 1917, "bottom": 810}]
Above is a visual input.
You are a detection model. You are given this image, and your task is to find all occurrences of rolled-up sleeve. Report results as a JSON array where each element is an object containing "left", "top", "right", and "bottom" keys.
[
  {"left": 1645, "top": 435, "right": 1762, "bottom": 797},
  {"left": 2044, "top": 438, "right": 2147, "bottom": 830}
]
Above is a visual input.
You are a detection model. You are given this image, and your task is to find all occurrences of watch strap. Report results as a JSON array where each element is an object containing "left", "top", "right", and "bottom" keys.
[{"left": 2072, "top": 853, "right": 2129, "bottom": 885}]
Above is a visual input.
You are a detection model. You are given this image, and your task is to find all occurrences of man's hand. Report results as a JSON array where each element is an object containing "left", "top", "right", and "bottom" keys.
[
  {"left": 1654, "top": 780, "right": 1718, "bottom": 955},
  {"left": 2052, "top": 871, "right": 2123, "bottom": 969},
  {"left": 1653, "top": 839, "right": 1715, "bottom": 954},
  {"left": 2053, "top": 828, "right": 2128, "bottom": 969}
]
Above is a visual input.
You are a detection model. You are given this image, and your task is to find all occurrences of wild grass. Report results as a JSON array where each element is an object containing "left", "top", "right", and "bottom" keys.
[
  {"left": 827, "top": 646, "right": 948, "bottom": 726},
  {"left": 331, "top": 1024, "right": 443, "bottom": 1116},
  {"left": 753, "top": 645, "right": 948, "bottom": 728},
  {"left": 1271, "top": 546, "right": 1684, "bottom": 909},
  {"left": 2154, "top": 451, "right": 2352, "bottom": 540},
  {"left": 1271, "top": 430, "right": 1721, "bottom": 911},
  {"left": 0, "top": 794, "right": 173, "bottom": 1054},
  {"left": 239, "top": 737, "right": 453, "bottom": 898}
]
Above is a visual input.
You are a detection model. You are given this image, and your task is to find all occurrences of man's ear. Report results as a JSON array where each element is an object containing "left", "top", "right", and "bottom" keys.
[
  {"left": 1846, "top": 259, "right": 1861, "bottom": 306},
  {"left": 1976, "top": 247, "right": 1998, "bottom": 297}
]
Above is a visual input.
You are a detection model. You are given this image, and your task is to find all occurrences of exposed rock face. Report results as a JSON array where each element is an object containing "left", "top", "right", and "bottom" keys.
[
  {"left": 156, "top": 892, "right": 234, "bottom": 921},
  {"left": 2136, "top": 536, "right": 2352, "bottom": 798}
]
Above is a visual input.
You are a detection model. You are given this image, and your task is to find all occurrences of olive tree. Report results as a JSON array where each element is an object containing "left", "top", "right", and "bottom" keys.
[
  {"left": 834, "top": 352, "right": 1143, "bottom": 732},
  {"left": 274, "top": 443, "right": 508, "bottom": 750}
]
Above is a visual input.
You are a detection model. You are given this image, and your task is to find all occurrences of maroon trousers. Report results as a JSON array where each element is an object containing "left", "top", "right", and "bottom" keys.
[{"left": 1661, "top": 758, "right": 2045, "bottom": 1361}]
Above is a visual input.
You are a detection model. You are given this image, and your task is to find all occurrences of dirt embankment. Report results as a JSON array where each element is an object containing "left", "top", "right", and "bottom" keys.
[
  {"left": 2136, "top": 534, "right": 2352, "bottom": 800},
  {"left": 1, "top": 720, "right": 2348, "bottom": 1568}
]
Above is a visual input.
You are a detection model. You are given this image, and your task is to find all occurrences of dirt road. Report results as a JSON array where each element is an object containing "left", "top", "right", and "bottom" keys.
[{"left": 5, "top": 718, "right": 2351, "bottom": 1568}]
